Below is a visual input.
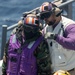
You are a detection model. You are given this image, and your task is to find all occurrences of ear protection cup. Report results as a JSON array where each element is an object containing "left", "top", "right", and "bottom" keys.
[
  {"left": 50, "top": 2, "right": 63, "bottom": 17},
  {"left": 54, "top": 7, "right": 63, "bottom": 17}
]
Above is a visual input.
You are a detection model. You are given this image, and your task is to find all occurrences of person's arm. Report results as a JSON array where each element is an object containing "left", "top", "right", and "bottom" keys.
[
  {"left": 34, "top": 39, "right": 51, "bottom": 75},
  {"left": 55, "top": 24, "right": 75, "bottom": 50},
  {"left": 2, "top": 40, "right": 9, "bottom": 75}
]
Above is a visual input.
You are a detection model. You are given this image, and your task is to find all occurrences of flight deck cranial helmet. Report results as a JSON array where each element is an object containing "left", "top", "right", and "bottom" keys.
[
  {"left": 22, "top": 15, "right": 40, "bottom": 33},
  {"left": 53, "top": 70, "right": 71, "bottom": 75},
  {"left": 39, "top": 2, "right": 63, "bottom": 20}
]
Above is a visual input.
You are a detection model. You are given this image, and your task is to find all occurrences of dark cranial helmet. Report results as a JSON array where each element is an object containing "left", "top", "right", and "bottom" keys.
[
  {"left": 16, "top": 15, "right": 42, "bottom": 44},
  {"left": 22, "top": 15, "right": 42, "bottom": 40}
]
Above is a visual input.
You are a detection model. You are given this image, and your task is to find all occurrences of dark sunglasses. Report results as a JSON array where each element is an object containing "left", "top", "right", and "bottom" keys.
[{"left": 40, "top": 11, "right": 52, "bottom": 20}]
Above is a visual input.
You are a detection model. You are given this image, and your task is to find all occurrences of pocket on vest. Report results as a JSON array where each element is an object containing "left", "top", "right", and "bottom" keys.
[
  {"left": 55, "top": 52, "right": 67, "bottom": 66},
  {"left": 7, "top": 54, "right": 19, "bottom": 74}
]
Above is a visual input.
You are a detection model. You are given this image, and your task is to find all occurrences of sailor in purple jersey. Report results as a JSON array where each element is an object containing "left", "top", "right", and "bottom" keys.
[
  {"left": 39, "top": 1, "right": 75, "bottom": 75},
  {"left": 2, "top": 14, "right": 52, "bottom": 75}
]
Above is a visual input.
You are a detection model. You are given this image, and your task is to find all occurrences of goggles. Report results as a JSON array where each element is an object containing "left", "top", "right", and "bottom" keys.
[
  {"left": 39, "top": 2, "right": 55, "bottom": 20},
  {"left": 24, "top": 25, "right": 39, "bottom": 33},
  {"left": 40, "top": 11, "right": 52, "bottom": 20}
]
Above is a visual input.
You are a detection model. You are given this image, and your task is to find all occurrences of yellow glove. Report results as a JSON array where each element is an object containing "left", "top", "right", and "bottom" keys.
[{"left": 53, "top": 70, "right": 71, "bottom": 75}]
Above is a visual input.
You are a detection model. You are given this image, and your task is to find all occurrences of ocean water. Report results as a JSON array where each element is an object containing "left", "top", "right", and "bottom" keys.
[{"left": 0, "top": 0, "right": 75, "bottom": 50}]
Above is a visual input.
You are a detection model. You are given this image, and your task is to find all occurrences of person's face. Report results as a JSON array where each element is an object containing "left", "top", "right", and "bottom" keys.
[{"left": 44, "top": 13, "right": 56, "bottom": 26}]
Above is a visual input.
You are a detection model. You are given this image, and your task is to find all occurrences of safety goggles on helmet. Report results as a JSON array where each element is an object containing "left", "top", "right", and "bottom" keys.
[
  {"left": 24, "top": 25, "right": 39, "bottom": 33},
  {"left": 39, "top": 2, "right": 55, "bottom": 20},
  {"left": 40, "top": 11, "right": 52, "bottom": 20}
]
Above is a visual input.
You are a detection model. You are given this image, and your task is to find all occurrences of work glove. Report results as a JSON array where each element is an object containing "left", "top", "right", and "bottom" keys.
[
  {"left": 45, "top": 32, "right": 56, "bottom": 40},
  {"left": 53, "top": 70, "right": 71, "bottom": 75}
]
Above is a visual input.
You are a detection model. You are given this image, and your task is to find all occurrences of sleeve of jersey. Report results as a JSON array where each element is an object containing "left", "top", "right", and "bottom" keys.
[
  {"left": 34, "top": 40, "right": 52, "bottom": 74},
  {"left": 2, "top": 40, "right": 9, "bottom": 75},
  {"left": 34, "top": 40, "right": 49, "bottom": 59},
  {"left": 55, "top": 24, "right": 75, "bottom": 50}
]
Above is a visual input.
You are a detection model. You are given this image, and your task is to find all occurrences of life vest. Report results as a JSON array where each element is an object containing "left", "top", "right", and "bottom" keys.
[
  {"left": 6, "top": 34, "right": 43, "bottom": 75},
  {"left": 45, "top": 16, "right": 75, "bottom": 72}
]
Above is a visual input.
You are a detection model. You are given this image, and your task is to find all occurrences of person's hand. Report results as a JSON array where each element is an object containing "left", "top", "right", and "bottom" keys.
[{"left": 45, "top": 32, "right": 56, "bottom": 40}]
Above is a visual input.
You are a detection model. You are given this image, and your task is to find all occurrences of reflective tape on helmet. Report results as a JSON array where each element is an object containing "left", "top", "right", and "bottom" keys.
[{"left": 25, "top": 17, "right": 39, "bottom": 26}]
